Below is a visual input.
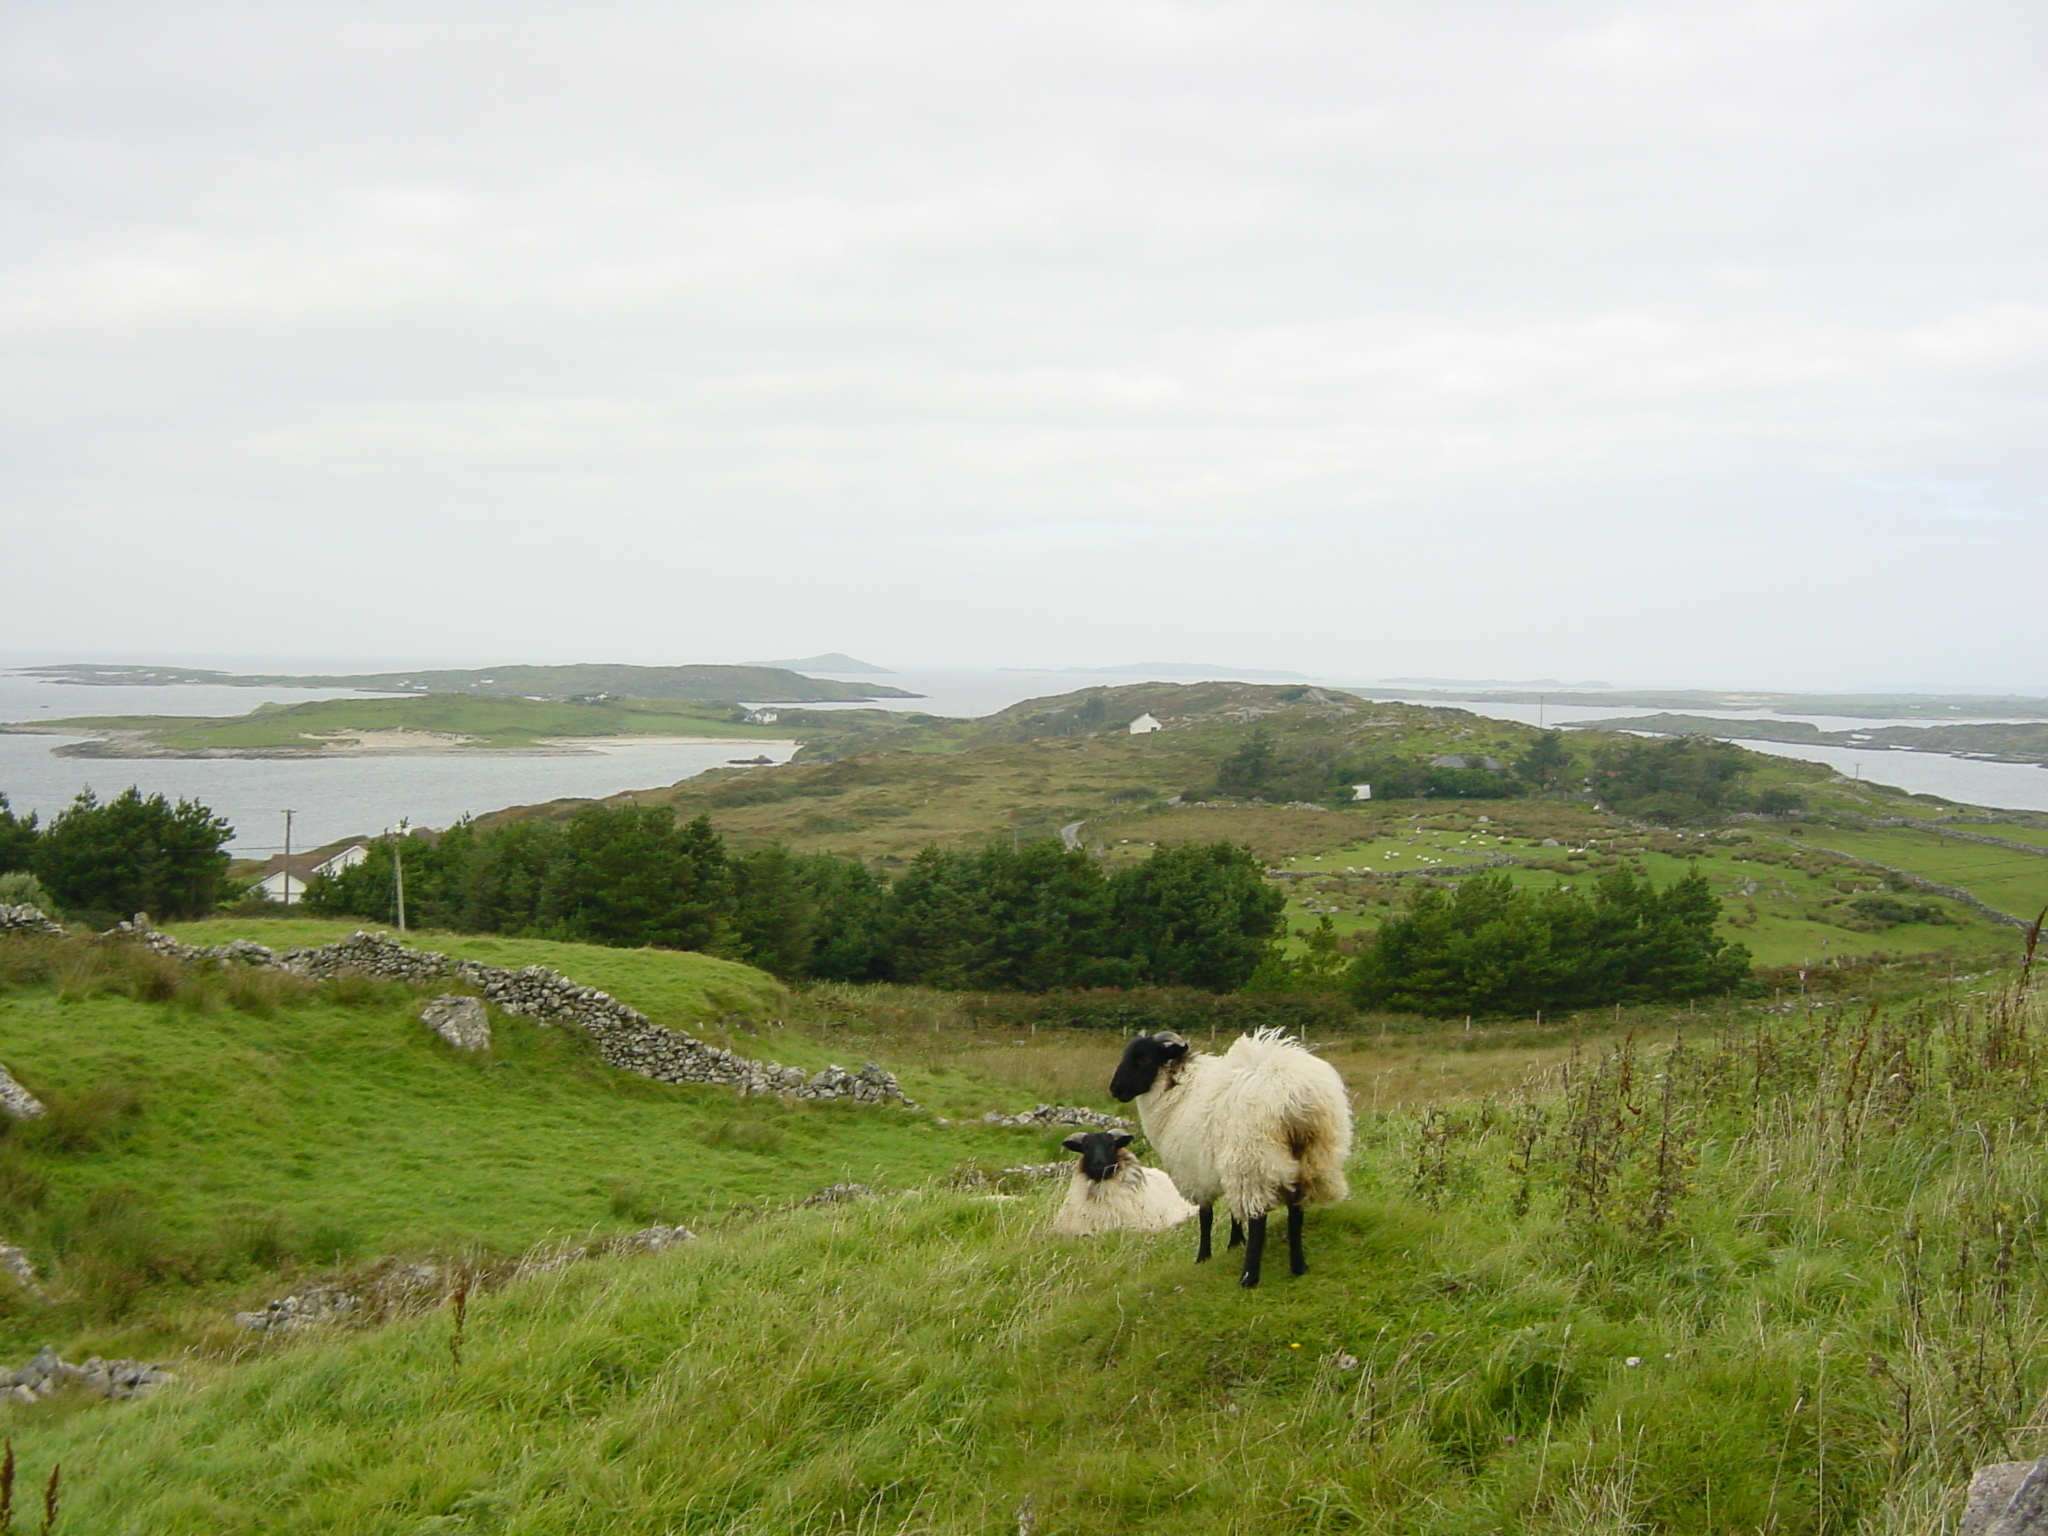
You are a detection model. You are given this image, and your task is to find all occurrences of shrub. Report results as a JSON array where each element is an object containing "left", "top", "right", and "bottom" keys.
[
  {"left": 0, "top": 870, "right": 55, "bottom": 914},
  {"left": 1351, "top": 867, "right": 1753, "bottom": 1018}
]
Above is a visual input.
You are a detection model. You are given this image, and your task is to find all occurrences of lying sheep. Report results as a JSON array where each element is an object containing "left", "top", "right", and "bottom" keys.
[
  {"left": 1110, "top": 1028, "right": 1353, "bottom": 1287},
  {"left": 1049, "top": 1130, "right": 1198, "bottom": 1236}
]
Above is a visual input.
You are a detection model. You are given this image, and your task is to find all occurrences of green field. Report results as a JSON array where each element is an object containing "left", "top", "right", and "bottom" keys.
[
  {"left": 1788, "top": 825, "right": 2048, "bottom": 923},
  {"left": 2, "top": 932, "right": 2044, "bottom": 1532}
]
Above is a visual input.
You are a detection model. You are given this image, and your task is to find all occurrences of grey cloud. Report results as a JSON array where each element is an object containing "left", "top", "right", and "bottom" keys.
[{"left": 1, "top": 1, "right": 2043, "bottom": 685}]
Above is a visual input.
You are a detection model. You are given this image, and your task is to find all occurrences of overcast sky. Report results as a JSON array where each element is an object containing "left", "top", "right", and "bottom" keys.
[{"left": 3, "top": 1, "right": 2043, "bottom": 690}]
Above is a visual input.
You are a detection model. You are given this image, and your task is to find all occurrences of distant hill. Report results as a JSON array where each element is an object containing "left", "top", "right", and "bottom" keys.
[
  {"left": 1021, "top": 662, "right": 1312, "bottom": 681},
  {"left": 20, "top": 662, "right": 920, "bottom": 703},
  {"left": 1380, "top": 676, "right": 1615, "bottom": 689},
  {"left": 752, "top": 652, "right": 894, "bottom": 674}
]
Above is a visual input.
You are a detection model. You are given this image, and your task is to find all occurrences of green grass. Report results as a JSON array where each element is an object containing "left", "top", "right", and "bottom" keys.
[
  {"left": 1787, "top": 825, "right": 2048, "bottom": 922},
  {"left": 6, "top": 976, "right": 2047, "bottom": 1533},
  {"left": 0, "top": 934, "right": 1062, "bottom": 1367},
  {"left": 168, "top": 918, "right": 792, "bottom": 1029}
]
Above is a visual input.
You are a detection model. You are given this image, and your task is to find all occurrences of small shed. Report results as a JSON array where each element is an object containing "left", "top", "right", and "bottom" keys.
[{"left": 1128, "top": 713, "right": 1162, "bottom": 735}]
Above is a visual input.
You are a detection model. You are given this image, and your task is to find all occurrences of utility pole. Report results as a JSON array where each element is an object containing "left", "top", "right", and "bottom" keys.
[
  {"left": 281, "top": 809, "right": 296, "bottom": 908},
  {"left": 392, "top": 818, "right": 409, "bottom": 933}
]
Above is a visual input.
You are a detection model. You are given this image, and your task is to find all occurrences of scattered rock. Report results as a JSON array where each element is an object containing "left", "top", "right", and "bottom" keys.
[
  {"left": 4, "top": 1345, "right": 174, "bottom": 1402},
  {"left": 980, "top": 1104, "right": 1134, "bottom": 1131},
  {"left": 419, "top": 994, "right": 491, "bottom": 1052},
  {"left": 0, "top": 1062, "right": 46, "bottom": 1120},
  {"left": 801, "top": 1183, "right": 873, "bottom": 1205},
  {"left": 234, "top": 1284, "right": 361, "bottom": 1333},
  {"left": 1000, "top": 1163, "right": 1068, "bottom": 1180},
  {"left": 0, "top": 1241, "right": 47, "bottom": 1301}
]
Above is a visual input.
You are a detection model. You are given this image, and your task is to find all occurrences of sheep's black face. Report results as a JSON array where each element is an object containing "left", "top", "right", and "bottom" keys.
[
  {"left": 1062, "top": 1130, "right": 1134, "bottom": 1182},
  {"left": 1110, "top": 1033, "right": 1187, "bottom": 1103}
]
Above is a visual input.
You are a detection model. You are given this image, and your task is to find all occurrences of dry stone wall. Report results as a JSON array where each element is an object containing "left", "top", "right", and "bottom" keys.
[
  {"left": 0, "top": 903, "right": 64, "bottom": 937},
  {"left": 98, "top": 915, "right": 910, "bottom": 1106}
]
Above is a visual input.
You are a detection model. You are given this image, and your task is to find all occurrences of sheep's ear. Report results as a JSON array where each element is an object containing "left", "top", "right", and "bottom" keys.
[
  {"left": 1156, "top": 1031, "right": 1190, "bottom": 1061},
  {"left": 1061, "top": 1134, "right": 1088, "bottom": 1153},
  {"left": 1111, "top": 1132, "right": 1134, "bottom": 1149}
]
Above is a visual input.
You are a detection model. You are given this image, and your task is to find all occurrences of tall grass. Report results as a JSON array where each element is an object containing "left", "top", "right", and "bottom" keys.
[{"left": 1, "top": 953, "right": 2042, "bottom": 1531}]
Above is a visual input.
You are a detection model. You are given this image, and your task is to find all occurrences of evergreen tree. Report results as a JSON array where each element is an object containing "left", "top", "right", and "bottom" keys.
[
  {"left": 1112, "top": 841, "right": 1284, "bottom": 990},
  {"left": 550, "top": 806, "right": 730, "bottom": 951},
  {"left": 1350, "top": 866, "right": 1750, "bottom": 1017},
  {"left": 1214, "top": 729, "right": 1278, "bottom": 798},
  {"left": 0, "top": 793, "right": 37, "bottom": 875},
  {"left": 34, "top": 787, "right": 233, "bottom": 920},
  {"left": 1592, "top": 736, "right": 1754, "bottom": 823},
  {"left": 731, "top": 845, "right": 815, "bottom": 978},
  {"left": 789, "top": 854, "right": 892, "bottom": 982}
]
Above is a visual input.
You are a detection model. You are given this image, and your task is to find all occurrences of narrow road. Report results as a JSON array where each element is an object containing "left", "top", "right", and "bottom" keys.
[{"left": 1059, "top": 820, "right": 1086, "bottom": 851}]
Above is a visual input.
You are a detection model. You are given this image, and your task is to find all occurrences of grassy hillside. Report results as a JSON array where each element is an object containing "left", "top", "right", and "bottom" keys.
[
  {"left": 0, "top": 930, "right": 1062, "bottom": 1368},
  {"left": 466, "top": 683, "right": 2030, "bottom": 977},
  {"left": 5, "top": 963, "right": 2044, "bottom": 1533},
  {"left": 1253, "top": 802, "right": 2022, "bottom": 969}
]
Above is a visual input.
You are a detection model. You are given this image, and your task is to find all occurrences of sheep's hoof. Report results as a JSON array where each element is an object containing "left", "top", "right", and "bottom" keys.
[
  {"left": 1238, "top": 1272, "right": 1260, "bottom": 1289},
  {"left": 1291, "top": 1262, "right": 1309, "bottom": 1277}
]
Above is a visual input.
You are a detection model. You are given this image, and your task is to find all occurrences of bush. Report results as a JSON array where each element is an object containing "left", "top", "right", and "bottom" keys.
[
  {"left": 0, "top": 869, "right": 55, "bottom": 914},
  {"left": 1350, "top": 867, "right": 1752, "bottom": 1018}
]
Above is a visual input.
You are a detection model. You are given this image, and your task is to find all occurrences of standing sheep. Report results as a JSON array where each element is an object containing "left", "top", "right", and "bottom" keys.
[
  {"left": 1109, "top": 1028, "right": 1353, "bottom": 1287},
  {"left": 1049, "top": 1130, "right": 1198, "bottom": 1236}
]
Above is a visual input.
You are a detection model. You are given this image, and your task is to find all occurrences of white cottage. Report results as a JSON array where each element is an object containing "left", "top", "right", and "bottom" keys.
[
  {"left": 252, "top": 843, "right": 370, "bottom": 904},
  {"left": 1127, "top": 713, "right": 1162, "bottom": 735}
]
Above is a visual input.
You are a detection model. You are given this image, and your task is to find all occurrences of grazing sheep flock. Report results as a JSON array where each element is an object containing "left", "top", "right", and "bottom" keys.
[
  {"left": 1108, "top": 1028, "right": 1354, "bottom": 1287},
  {"left": 1049, "top": 1130, "right": 1198, "bottom": 1236}
]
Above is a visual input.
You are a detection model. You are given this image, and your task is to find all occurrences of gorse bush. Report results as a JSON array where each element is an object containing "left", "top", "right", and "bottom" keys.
[{"left": 1351, "top": 866, "right": 1752, "bottom": 1017}]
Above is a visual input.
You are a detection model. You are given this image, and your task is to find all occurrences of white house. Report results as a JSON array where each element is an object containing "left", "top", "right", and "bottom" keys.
[
  {"left": 252, "top": 843, "right": 369, "bottom": 904},
  {"left": 1351, "top": 784, "right": 1373, "bottom": 800},
  {"left": 1128, "top": 713, "right": 1162, "bottom": 735}
]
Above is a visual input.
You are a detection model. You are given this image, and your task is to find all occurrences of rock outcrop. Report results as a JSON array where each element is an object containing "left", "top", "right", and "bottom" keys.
[
  {"left": 419, "top": 994, "right": 491, "bottom": 1052},
  {"left": 0, "top": 1062, "right": 47, "bottom": 1120}
]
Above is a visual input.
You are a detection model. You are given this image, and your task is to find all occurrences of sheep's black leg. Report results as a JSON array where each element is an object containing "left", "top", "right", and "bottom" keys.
[
  {"left": 1239, "top": 1214, "right": 1267, "bottom": 1288},
  {"left": 1228, "top": 1218, "right": 1244, "bottom": 1249},
  {"left": 1287, "top": 1199, "right": 1308, "bottom": 1277},
  {"left": 1196, "top": 1204, "right": 1214, "bottom": 1262}
]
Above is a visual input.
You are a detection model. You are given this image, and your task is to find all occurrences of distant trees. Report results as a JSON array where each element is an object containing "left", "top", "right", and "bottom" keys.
[
  {"left": 306, "top": 806, "right": 1284, "bottom": 993},
  {"left": 1591, "top": 737, "right": 1755, "bottom": 823},
  {"left": 1349, "top": 867, "right": 1751, "bottom": 1017},
  {"left": 19, "top": 787, "right": 233, "bottom": 920},
  {"left": 1512, "top": 731, "right": 1572, "bottom": 789}
]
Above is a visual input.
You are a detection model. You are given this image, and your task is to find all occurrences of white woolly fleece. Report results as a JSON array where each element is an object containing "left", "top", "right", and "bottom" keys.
[
  {"left": 1132, "top": 1028, "right": 1354, "bottom": 1224},
  {"left": 1049, "top": 1150, "right": 1198, "bottom": 1236}
]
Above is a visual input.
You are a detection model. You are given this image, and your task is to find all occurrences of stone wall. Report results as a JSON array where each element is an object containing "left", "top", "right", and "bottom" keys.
[
  {"left": 98, "top": 915, "right": 910, "bottom": 1106},
  {"left": 0, "top": 903, "right": 64, "bottom": 937}
]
